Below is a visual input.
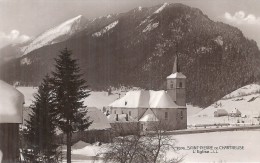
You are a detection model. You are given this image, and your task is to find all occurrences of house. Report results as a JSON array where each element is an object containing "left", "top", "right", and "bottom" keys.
[
  {"left": 57, "top": 107, "right": 113, "bottom": 144},
  {"left": 214, "top": 109, "right": 228, "bottom": 117},
  {"left": 108, "top": 57, "right": 187, "bottom": 132},
  {"left": 229, "top": 108, "right": 242, "bottom": 117},
  {"left": 0, "top": 80, "right": 24, "bottom": 162}
]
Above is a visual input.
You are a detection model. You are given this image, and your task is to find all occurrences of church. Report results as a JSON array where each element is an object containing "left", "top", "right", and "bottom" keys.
[{"left": 108, "top": 57, "right": 187, "bottom": 131}]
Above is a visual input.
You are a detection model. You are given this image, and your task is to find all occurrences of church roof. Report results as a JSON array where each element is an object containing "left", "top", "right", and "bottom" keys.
[
  {"left": 167, "top": 72, "right": 186, "bottom": 79},
  {"left": 231, "top": 108, "right": 241, "bottom": 114},
  {"left": 139, "top": 108, "right": 159, "bottom": 122},
  {"left": 0, "top": 80, "right": 24, "bottom": 123},
  {"left": 109, "top": 90, "right": 183, "bottom": 109}
]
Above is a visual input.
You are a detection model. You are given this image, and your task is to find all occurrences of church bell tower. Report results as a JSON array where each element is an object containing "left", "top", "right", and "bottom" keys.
[{"left": 166, "top": 56, "right": 186, "bottom": 106}]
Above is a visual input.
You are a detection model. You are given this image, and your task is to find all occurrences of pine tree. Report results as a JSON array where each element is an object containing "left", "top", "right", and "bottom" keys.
[
  {"left": 51, "top": 48, "right": 92, "bottom": 163},
  {"left": 24, "top": 75, "right": 60, "bottom": 162}
]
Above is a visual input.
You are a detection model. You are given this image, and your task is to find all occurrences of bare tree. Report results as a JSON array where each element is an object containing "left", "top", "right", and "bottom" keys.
[
  {"left": 102, "top": 121, "right": 183, "bottom": 163},
  {"left": 143, "top": 122, "right": 183, "bottom": 163}
]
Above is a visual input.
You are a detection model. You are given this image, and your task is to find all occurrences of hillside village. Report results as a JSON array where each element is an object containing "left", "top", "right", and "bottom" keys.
[
  {"left": 1, "top": 56, "right": 260, "bottom": 162},
  {"left": 17, "top": 58, "right": 260, "bottom": 135}
]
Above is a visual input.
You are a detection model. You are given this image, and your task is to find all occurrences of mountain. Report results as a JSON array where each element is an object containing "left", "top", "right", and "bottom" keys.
[
  {"left": 0, "top": 40, "right": 31, "bottom": 64},
  {"left": 21, "top": 15, "right": 88, "bottom": 55},
  {"left": 0, "top": 15, "right": 88, "bottom": 61},
  {"left": 1, "top": 3, "right": 260, "bottom": 107}
]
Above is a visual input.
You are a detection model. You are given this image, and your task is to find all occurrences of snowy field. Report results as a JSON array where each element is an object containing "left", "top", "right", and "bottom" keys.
[
  {"left": 62, "top": 130, "right": 260, "bottom": 163},
  {"left": 170, "top": 130, "right": 260, "bottom": 162},
  {"left": 189, "top": 84, "right": 260, "bottom": 126}
]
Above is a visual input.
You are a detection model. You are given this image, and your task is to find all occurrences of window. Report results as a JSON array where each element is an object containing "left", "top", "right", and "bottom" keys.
[
  {"left": 170, "top": 84, "right": 174, "bottom": 89},
  {"left": 179, "top": 82, "right": 182, "bottom": 88},
  {"left": 181, "top": 111, "right": 183, "bottom": 119},
  {"left": 165, "top": 112, "right": 168, "bottom": 119},
  {"left": 114, "top": 110, "right": 116, "bottom": 114},
  {"left": 129, "top": 111, "right": 131, "bottom": 116}
]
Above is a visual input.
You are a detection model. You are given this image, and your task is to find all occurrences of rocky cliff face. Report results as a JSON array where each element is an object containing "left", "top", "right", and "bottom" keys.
[{"left": 1, "top": 3, "right": 260, "bottom": 107}]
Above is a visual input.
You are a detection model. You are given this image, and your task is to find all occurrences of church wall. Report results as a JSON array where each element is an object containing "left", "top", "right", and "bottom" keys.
[
  {"left": 176, "top": 108, "right": 187, "bottom": 129},
  {"left": 110, "top": 107, "right": 139, "bottom": 120},
  {"left": 110, "top": 107, "right": 149, "bottom": 121},
  {"left": 140, "top": 121, "right": 159, "bottom": 131},
  {"left": 167, "top": 78, "right": 186, "bottom": 106},
  {"left": 151, "top": 108, "right": 178, "bottom": 130},
  {"left": 138, "top": 108, "right": 148, "bottom": 120},
  {"left": 176, "top": 89, "right": 186, "bottom": 106},
  {"left": 167, "top": 79, "right": 177, "bottom": 90},
  {"left": 150, "top": 108, "right": 187, "bottom": 130}
]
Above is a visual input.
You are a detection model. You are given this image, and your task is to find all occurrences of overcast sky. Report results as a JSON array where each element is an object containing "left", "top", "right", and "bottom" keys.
[{"left": 0, "top": 0, "right": 260, "bottom": 48}]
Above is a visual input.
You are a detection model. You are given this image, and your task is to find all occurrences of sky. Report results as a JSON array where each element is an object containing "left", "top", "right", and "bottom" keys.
[{"left": 0, "top": 0, "right": 260, "bottom": 48}]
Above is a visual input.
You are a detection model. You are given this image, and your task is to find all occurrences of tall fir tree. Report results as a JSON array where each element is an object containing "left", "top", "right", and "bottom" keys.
[
  {"left": 51, "top": 48, "right": 92, "bottom": 163},
  {"left": 24, "top": 75, "right": 60, "bottom": 163}
]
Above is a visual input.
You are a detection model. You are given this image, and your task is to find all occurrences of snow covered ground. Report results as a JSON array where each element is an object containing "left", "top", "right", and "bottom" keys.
[
  {"left": 222, "top": 84, "right": 260, "bottom": 99},
  {"left": 63, "top": 130, "right": 260, "bottom": 163},
  {"left": 170, "top": 130, "right": 260, "bottom": 162},
  {"left": 92, "top": 20, "right": 119, "bottom": 37},
  {"left": 189, "top": 84, "right": 260, "bottom": 126}
]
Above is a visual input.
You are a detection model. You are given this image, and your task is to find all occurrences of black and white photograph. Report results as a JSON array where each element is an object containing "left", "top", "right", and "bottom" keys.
[{"left": 0, "top": 0, "right": 260, "bottom": 162}]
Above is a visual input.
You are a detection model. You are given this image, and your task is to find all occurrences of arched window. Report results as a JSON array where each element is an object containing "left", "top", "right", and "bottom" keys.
[
  {"left": 179, "top": 82, "right": 182, "bottom": 88},
  {"left": 165, "top": 112, "right": 168, "bottom": 119}
]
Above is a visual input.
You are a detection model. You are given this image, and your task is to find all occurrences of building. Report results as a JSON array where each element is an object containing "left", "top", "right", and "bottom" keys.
[
  {"left": 108, "top": 57, "right": 187, "bottom": 131},
  {"left": 214, "top": 109, "right": 228, "bottom": 117},
  {"left": 0, "top": 80, "right": 24, "bottom": 163},
  {"left": 229, "top": 108, "right": 242, "bottom": 117}
]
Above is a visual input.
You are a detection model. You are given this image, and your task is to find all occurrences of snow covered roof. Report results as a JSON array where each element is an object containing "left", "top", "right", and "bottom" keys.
[
  {"left": 109, "top": 90, "right": 183, "bottom": 109},
  {"left": 0, "top": 80, "right": 24, "bottom": 123},
  {"left": 86, "top": 107, "right": 111, "bottom": 130},
  {"left": 167, "top": 72, "right": 186, "bottom": 79},
  {"left": 214, "top": 109, "right": 228, "bottom": 114},
  {"left": 231, "top": 108, "right": 241, "bottom": 114},
  {"left": 139, "top": 108, "right": 159, "bottom": 122}
]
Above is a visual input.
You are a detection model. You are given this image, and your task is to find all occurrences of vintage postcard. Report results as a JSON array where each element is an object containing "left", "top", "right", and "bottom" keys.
[{"left": 0, "top": 0, "right": 259, "bottom": 162}]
